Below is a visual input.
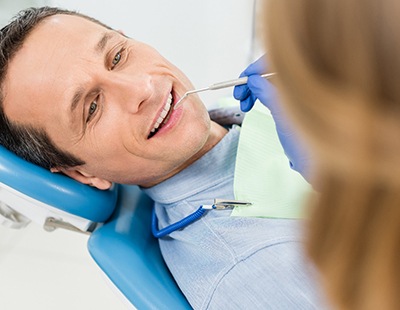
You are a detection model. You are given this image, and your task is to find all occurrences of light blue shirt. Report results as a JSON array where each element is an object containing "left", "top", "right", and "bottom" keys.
[{"left": 142, "top": 128, "right": 328, "bottom": 310}]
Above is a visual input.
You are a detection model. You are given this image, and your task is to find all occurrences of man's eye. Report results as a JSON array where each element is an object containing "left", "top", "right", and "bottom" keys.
[
  {"left": 112, "top": 51, "right": 122, "bottom": 67},
  {"left": 86, "top": 100, "right": 98, "bottom": 122}
]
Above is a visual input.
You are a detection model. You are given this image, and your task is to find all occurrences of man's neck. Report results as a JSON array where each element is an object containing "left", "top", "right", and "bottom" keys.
[{"left": 140, "top": 121, "right": 228, "bottom": 188}]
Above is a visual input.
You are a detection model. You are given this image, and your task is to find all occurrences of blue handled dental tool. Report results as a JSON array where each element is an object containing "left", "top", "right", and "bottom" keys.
[
  {"left": 174, "top": 72, "right": 276, "bottom": 110},
  {"left": 152, "top": 199, "right": 252, "bottom": 238}
]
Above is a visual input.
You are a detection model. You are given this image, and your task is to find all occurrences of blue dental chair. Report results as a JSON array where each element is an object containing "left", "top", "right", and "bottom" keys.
[{"left": 0, "top": 145, "right": 192, "bottom": 309}]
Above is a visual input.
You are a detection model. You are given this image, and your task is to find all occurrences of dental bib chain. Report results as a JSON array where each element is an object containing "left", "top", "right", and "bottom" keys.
[{"left": 151, "top": 199, "right": 251, "bottom": 238}]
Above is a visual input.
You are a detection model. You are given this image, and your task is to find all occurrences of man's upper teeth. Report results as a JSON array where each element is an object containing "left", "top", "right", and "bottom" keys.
[{"left": 151, "top": 93, "right": 173, "bottom": 132}]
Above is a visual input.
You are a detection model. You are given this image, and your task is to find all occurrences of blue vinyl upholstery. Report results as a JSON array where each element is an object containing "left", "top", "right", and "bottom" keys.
[
  {"left": 88, "top": 184, "right": 192, "bottom": 309},
  {"left": 0, "top": 145, "right": 117, "bottom": 222}
]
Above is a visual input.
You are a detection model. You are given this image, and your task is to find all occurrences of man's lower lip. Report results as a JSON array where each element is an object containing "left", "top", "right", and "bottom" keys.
[{"left": 154, "top": 105, "right": 182, "bottom": 137}]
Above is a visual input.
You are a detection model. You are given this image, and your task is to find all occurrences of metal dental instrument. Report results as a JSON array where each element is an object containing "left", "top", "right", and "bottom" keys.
[{"left": 174, "top": 72, "right": 277, "bottom": 110}]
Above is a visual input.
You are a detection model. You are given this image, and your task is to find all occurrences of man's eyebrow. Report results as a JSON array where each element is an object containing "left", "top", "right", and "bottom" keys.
[
  {"left": 70, "top": 87, "right": 85, "bottom": 114},
  {"left": 96, "top": 31, "right": 115, "bottom": 53}
]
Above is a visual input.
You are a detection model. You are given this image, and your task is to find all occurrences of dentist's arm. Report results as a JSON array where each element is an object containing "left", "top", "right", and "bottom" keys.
[{"left": 233, "top": 56, "right": 312, "bottom": 182}]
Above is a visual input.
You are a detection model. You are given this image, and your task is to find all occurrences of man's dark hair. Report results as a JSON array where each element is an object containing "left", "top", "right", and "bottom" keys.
[{"left": 0, "top": 7, "right": 111, "bottom": 169}]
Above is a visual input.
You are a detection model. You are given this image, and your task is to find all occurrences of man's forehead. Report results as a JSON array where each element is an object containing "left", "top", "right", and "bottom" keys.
[
  {"left": 9, "top": 14, "right": 109, "bottom": 75},
  {"left": 3, "top": 14, "right": 108, "bottom": 123},
  {"left": 34, "top": 14, "right": 108, "bottom": 40}
]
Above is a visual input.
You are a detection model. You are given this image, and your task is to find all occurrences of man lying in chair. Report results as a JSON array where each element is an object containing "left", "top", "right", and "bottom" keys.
[{"left": 0, "top": 7, "right": 326, "bottom": 309}]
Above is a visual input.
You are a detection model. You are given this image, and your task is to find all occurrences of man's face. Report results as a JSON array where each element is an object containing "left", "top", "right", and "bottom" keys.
[{"left": 3, "top": 14, "right": 214, "bottom": 187}]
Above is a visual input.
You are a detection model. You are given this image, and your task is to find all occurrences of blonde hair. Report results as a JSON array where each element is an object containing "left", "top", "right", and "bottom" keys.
[{"left": 263, "top": 0, "right": 400, "bottom": 309}]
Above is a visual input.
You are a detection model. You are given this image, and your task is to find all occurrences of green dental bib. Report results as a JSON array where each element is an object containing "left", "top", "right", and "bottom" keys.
[{"left": 233, "top": 102, "right": 312, "bottom": 218}]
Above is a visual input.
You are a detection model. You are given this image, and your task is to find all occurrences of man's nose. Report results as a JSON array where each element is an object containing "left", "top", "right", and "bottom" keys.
[{"left": 109, "top": 74, "right": 153, "bottom": 114}]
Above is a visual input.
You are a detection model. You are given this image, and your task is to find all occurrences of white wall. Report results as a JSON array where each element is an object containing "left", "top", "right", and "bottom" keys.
[
  {"left": 0, "top": 0, "right": 47, "bottom": 26},
  {"left": 0, "top": 224, "right": 129, "bottom": 310}
]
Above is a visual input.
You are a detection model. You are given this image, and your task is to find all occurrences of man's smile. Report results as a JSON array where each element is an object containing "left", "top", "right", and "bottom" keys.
[{"left": 148, "top": 91, "right": 175, "bottom": 139}]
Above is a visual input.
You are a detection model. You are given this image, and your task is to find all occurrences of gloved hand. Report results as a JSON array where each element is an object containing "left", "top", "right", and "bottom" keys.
[{"left": 233, "top": 56, "right": 312, "bottom": 182}]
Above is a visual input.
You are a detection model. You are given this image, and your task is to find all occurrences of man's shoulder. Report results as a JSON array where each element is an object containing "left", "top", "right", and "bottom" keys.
[{"left": 209, "top": 106, "right": 244, "bottom": 127}]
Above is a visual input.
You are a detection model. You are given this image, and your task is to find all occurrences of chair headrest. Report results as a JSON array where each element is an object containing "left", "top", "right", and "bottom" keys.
[{"left": 0, "top": 145, "right": 118, "bottom": 222}]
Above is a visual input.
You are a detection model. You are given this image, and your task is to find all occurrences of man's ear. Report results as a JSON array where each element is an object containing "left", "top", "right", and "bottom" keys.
[{"left": 51, "top": 167, "right": 112, "bottom": 190}]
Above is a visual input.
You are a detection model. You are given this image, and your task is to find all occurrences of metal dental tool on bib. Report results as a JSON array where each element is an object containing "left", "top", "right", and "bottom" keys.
[{"left": 174, "top": 72, "right": 276, "bottom": 109}]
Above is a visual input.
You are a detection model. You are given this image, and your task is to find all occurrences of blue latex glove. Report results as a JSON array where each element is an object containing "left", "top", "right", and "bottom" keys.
[{"left": 233, "top": 56, "right": 311, "bottom": 182}]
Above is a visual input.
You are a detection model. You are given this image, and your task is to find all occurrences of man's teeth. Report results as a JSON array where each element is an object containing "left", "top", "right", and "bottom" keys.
[{"left": 151, "top": 93, "right": 173, "bottom": 133}]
